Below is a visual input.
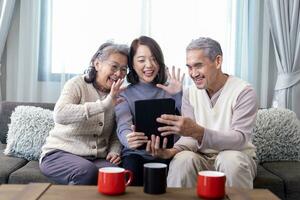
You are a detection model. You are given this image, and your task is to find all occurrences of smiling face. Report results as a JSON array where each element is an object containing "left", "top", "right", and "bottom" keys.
[
  {"left": 133, "top": 45, "right": 159, "bottom": 83},
  {"left": 186, "top": 49, "right": 222, "bottom": 92},
  {"left": 94, "top": 52, "right": 128, "bottom": 90}
]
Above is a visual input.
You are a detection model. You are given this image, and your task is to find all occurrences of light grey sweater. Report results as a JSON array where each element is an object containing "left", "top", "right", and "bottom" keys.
[
  {"left": 115, "top": 82, "right": 182, "bottom": 157},
  {"left": 40, "top": 75, "right": 121, "bottom": 161}
]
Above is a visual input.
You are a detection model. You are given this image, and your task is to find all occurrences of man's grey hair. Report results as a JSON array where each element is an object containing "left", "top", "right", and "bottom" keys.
[{"left": 186, "top": 37, "right": 222, "bottom": 61}]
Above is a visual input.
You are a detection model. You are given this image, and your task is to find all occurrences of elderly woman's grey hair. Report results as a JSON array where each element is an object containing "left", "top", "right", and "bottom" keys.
[
  {"left": 84, "top": 42, "right": 129, "bottom": 84},
  {"left": 186, "top": 37, "right": 222, "bottom": 61},
  {"left": 90, "top": 42, "right": 129, "bottom": 65}
]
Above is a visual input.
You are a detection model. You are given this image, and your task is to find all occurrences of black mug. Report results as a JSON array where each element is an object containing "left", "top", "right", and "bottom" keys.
[{"left": 143, "top": 163, "right": 167, "bottom": 194}]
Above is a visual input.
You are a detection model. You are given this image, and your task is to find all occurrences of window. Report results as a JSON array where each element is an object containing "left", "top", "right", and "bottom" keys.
[{"left": 46, "top": 0, "right": 229, "bottom": 80}]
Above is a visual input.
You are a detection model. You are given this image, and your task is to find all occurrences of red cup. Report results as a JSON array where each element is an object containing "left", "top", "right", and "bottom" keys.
[
  {"left": 98, "top": 167, "right": 133, "bottom": 195},
  {"left": 197, "top": 171, "right": 226, "bottom": 199}
]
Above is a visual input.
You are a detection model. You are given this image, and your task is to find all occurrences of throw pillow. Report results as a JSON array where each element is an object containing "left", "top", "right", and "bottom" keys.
[
  {"left": 4, "top": 106, "right": 54, "bottom": 160},
  {"left": 252, "top": 108, "right": 300, "bottom": 162}
]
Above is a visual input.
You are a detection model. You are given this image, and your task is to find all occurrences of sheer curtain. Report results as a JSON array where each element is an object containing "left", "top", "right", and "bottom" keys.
[
  {"left": 266, "top": 0, "right": 300, "bottom": 118},
  {"left": 0, "top": 0, "right": 15, "bottom": 100},
  {"left": 147, "top": 0, "right": 230, "bottom": 86},
  {"left": 227, "top": 0, "right": 277, "bottom": 109},
  {"left": 49, "top": 0, "right": 229, "bottom": 86},
  {"left": 5, "top": 0, "right": 63, "bottom": 103}
]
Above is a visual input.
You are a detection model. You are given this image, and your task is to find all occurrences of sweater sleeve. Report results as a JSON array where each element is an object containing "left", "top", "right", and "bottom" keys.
[
  {"left": 53, "top": 77, "right": 113, "bottom": 125},
  {"left": 171, "top": 91, "right": 183, "bottom": 113},
  {"left": 198, "top": 86, "right": 258, "bottom": 151},
  {"left": 115, "top": 94, "right": 133, "bottom": 148}
]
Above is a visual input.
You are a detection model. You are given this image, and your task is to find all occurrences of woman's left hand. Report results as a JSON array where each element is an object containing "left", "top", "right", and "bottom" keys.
[
  {"left": 106, "top": 152, "right": 121, "bottom": 165},
  {"left": 146, "top": 134, "right": 178, "bottom": 159},
  {"left": 110, "top": 78, "right": 126, "bottom": 105},
  {"left": 156, "top": 66, "right": 185, "bottom": 95}
]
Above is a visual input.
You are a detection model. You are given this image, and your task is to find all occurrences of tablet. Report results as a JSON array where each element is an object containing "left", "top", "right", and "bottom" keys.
[{"left": 134, "top": 98, "right": 175, "bottom": 149}]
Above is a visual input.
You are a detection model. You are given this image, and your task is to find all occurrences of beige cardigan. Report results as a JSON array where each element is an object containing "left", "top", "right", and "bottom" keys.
[{"left": 41, "top": 75, "right": 121, "bottom": 160}]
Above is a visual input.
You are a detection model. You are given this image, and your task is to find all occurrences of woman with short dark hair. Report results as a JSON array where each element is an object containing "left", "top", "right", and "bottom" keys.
[{"left": 115, "top": 36, "right": 184, "bottom": 186}]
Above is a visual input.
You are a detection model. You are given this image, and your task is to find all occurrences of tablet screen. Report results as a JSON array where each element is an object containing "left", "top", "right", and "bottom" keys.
[{"left": 134, "top": 98, "right": 175, "bottom": 149}]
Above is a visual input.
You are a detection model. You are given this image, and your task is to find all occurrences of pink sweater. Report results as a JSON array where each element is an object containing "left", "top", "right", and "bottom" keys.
[{"left": 174, "top": 83, "right": 258, "bottom": 156}]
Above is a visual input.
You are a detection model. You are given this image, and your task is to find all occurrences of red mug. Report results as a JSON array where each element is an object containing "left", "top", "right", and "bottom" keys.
[
  {"left": 197, "top": 171, "right": 226, "bottom": 199},
  {"left": 98, "top": 167, "right": 133, "bottom": 195}
]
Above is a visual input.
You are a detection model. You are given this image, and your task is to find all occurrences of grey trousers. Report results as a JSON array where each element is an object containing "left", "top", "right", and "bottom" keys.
[
  {"left": 167, "top": 150, "right": 257, "bottom": 189},
  {"left": 39, "top": 150, "right": 116, "bottom": 185}
]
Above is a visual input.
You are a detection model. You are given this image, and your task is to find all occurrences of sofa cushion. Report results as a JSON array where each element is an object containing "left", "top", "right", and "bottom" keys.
[
  {"left": 252, "top": 108, "right": 300, "bottom": 162},
  {"left": 0, "top": 143, "right": 27, "bottom": 184},
  {"left": 0, "top": 101, "right": 55, "bottom": 144},
  {"left": 254, "top": 164, "right": 285, "bottom": 200},
  {"left": 262, "top": 162, "right": 300, "bottom": 200},
  {"left": 8, "top": 161, "right": 54, "bottom": 184},
  {"left": 4, "top": 106, "right": 54, "bottom": 161}
]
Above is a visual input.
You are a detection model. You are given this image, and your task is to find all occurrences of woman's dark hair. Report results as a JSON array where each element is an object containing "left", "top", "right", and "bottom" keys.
[
  {"left": 84, "top": 42, "right": 129, "bottom": 84},
  {"left": 127, "top": 36, "right": 167, "bottom": 85}
]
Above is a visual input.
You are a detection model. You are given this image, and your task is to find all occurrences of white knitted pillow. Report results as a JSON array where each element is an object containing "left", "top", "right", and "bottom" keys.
[
  {"left": 4, "top": 106, "right": 54, "bottom": 160},
  {"left": 252, "top": 108, "right": 300, "bottom": 162}
]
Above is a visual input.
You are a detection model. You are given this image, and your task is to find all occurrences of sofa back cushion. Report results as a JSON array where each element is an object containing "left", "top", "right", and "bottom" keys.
[
  {"left": 252, "top": 108, "right": 300, "bottom": 162},
  {"left": 0, "top": 101, "right": 55, "bottom": 144},
  {"left": 4, "top": 105, "right": 54, "bottom": 161}
]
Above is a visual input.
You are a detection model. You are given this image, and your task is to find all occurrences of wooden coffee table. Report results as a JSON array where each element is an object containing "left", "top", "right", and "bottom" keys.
[{"left": 0, "top": 183, "right": 280, "bottom": 200}]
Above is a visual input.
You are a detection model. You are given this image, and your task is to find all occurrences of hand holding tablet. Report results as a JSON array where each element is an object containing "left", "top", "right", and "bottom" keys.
[{"left": 134, "top": 98, "right": 176, "bottom": 149}]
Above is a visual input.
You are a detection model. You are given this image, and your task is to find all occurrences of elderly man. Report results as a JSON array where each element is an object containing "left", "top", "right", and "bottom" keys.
[{"left": 146, "top": 37, "right": 257, "bottom": 189}]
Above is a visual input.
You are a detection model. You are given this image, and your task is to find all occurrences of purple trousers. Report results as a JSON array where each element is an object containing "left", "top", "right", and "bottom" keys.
[{"left": 39, "top": 150, "right": 116, "bottom": 185}]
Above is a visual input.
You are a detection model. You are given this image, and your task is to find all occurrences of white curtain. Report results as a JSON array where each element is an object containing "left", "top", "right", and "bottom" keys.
[
  {"left": 0, "top": 0, "right": 15, "bottom": 100},
  {"left": 5, "top": 0, "right": 62, "bottom": 103},
  {"left": 228, "top": 0, "right": 276, "bottom": 109},
  {"left": 6, "top": 0, "right": 41, "bottom": 101},
  {"left": 6, "top": 0, "right": 61, "bottom": 102},
  {"left": 266, "top": 0, "right": 300, "bottom": 118}
]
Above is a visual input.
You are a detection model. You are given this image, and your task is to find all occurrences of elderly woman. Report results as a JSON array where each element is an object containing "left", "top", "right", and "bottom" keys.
[{"left": 39, "top": 42, "right": 129, "bottom": 185}]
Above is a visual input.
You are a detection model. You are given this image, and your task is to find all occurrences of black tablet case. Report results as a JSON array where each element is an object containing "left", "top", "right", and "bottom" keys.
[{"left": 135, "top": 98, "right": 175, "bottom": 149}]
